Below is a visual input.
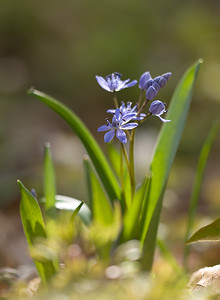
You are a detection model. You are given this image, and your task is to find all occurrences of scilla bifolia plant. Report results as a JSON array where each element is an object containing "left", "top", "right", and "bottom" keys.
[{"left": 18, "top": 60, "right": 202, "bottom": 282}]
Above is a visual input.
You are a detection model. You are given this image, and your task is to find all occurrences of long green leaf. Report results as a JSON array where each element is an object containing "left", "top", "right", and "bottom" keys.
[
  {"left": 83, "top": 157, "right": 113, "bottom": 225},
  {"left": 122, "top": 177, "right": 149, "bottom": 241},
  {"left": 18, "top": 180, "right": 57, "bottom": 282},
  {"left": 184, "top": 121, "right": 219, "bottom": 264},
  {"left": 141, "top": 60, "right": 202, "bottom": 267},
  {"left": 44, "top": 143, "right": 56, "bottom": 219},
  {"left": 55, "top": 195, "right": 91, "bottom": 226},
  {"left": 28, "top": 88, "right": 121, "bottom": 204},
  {"left": 187, "top": 217, "right": 220, "bottom": 243}
]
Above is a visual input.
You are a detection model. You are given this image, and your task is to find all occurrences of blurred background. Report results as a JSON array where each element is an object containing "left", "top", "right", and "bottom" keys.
[{"left": 0, "top": 0, "right": 220, "bottom": 269}]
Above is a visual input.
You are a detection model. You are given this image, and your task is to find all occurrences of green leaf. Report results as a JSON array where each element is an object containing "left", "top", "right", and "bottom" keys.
[
  {"left": 18, "top": 180, "right": 57, "bottom": 282},
  {"left": 83, "top": 157, "right": 113, "bottom": 225},
  {"left": 122, "top": 177, "right": 149, "bottom": 241},
  {"left": 187, "top": 218, "right": 220, "bottom": 243},
  {"left": 67, "top": 202, "right": 84, "bottom": 243},
  {"left": 55, "top": 195, "right": 92, "bottom": 226},
  {"left": 107, "top": 144, "right": 131, "bottom": 210},
  {"left": 184, "top": 121, "right": 219, "bottom": 264},
  {"left": 107, "top": 144, "right": 121, "bottom": 179},
  {"left": 44, "top": 143, "right": 56, "bottom": 219},
  {"left": 28, "top": 88, "right": 121, "bottom": 204},
  {"left": 141, "top": 60, "right": 202, "bottom": 268}
]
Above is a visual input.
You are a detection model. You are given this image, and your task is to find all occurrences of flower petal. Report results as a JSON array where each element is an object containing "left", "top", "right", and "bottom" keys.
[
  {"left": 124, "top": 80, "right": 138, "bottom": 88},
  {"left": 121, "top": 113, "right": 137, "bottom": 123},
  {"left": 98, "top": 125, "right": 110, "bottom": 132},
  {"left": 96, "top": 76, "right": 112, "bottom": 92},
  {"left": 120, "top": 122, "right": 138, "bottom": 130},
  {"left": 157, "top": 115, "right": 171, "bottom": 123},
  {"left": 116, "top": 129, "right": 127, "bottom": 143},
  {"left": 115, "top": 79, "right": 130, "bottom": 91},
  {"left": 107, "top": 109, "right": 116, "bottom": 114},
  {"left": 104, "top": 129, "right": 115, "bottom": 143}
]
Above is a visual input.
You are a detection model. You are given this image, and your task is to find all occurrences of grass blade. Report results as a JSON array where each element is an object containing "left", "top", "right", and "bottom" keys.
[
  {"left": 28, "top": 88, "right": 121, "bottom": 204},
  {"left": 141, "top": 60, "right": 202, "bottom": 269},
  {"left": 44, "top": 143, "right": 56, "bottom": 219},
  {"left": 184, "top": 121, "right": 219, "bottom": 265},
  {"left": 18, "top": 180, "right": 58, "bottom": 282}
]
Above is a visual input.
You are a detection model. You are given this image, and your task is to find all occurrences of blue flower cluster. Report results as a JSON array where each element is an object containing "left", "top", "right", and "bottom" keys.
[{"left": 96, "top": 71, "right": 172, "bottom": 143}]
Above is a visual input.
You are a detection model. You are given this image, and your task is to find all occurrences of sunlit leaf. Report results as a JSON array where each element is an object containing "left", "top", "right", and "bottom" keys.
[
  {"left": 44, "top": 143, "right": 56, "bottom": 219},
  {"left": 55, "top": 195, "right": 91, "bottom": 226},
  {"left": 18, "top": 180, "right": 58, "bottom": 282},
  {"left": 83, "top": 157, "right": 113, "bottom": 225},
  {"left": 141, "top": 60, "right": 202, "bottom": 269},
  {"left": 28, "top": 88, "right": 121, "bottom": 204},
  {"left": 122, "top": 177, "right": 149, "bottom": 241},
  {"left": 187, "top": 218, "right": 220, "bottom": 243}
]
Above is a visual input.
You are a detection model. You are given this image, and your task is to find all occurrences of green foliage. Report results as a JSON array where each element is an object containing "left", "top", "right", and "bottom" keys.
[
  {"left": 187, "top": 217, "right": 220, "bottom": 243},
  {"left": 55, "top": 195, "right": 91, "bottom": 226},
  {"left": 27, "top": 88, "right": 121, "bottom": 205},
  {"left": 83, "top": 156, "right": 114, "bottom": 225},
  {"left": 140, "top": 60, "right": 202, "bottom": 270},
  {"left": 184, "top": 121, "right": 219, "bottom": 265},
  {"left": 44, "top": 143, "right": 56, "bottom": 220},
  {"left": 18, "top": 61, "right": 206, "bottom": 285},
  {"left": 18, "top": 180, "right": 58, "bottom": 282}
]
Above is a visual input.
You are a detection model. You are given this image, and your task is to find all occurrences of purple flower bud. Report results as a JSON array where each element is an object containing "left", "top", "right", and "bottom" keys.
[
  {"left": 139, "top": 71, "right": 172, "bottom": 100},
  {"left": 149, "top": 100, "right": 171, "bottom": 123},
  {"left": 139, "top": 71, "right": 152, "bottom": 90}
]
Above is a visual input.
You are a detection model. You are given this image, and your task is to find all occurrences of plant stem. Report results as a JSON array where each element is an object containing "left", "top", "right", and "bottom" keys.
[
  {"left": 129, "top": 129, "right": 136, "bottom": 198},
  {"left": 138, "top": 90, "right": 144, "bottom": 109},
  {"left": 113, "top": 92, "right": 119, "bottom": 108},
  {"left": 137, "top": 98, "right": 149, "bottom": 116},
  {"left": 121, "top": 143, "right": 135, "bottom": 201},
  {"left": 120, "top": 144, "right": 126, "bottom": 211}
]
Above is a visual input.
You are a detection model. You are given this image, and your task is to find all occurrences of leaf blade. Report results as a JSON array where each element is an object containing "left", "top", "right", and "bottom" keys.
[
  {"left": 28, "top": 88, "right": 121, "bottom": 204},
  {"left": 44, "top": 143, "right": 56, "bottom": 219},
  {"left": 55, "top": 195, "right": 92, "bottom": 226},
  {"left": 18, "top": 180, "right": 57, "bottom": 282},
  {"left": 141, "top": 60, "right": 202, "bottom": 267},
  {"left": 187, "top": 218, "right": 220, "bottom": 243}
]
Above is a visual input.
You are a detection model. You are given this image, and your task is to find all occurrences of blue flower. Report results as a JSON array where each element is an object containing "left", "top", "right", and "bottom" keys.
[
  {"left": 149, "top": 100, "right": 171, "bottom": 123},
  {"left": 96, "top": 72, "right": 137, "bottom": 93},
  {"left": 107, "top": 102, "right": 146, "bottom": 121},
  {"left": 98, "top": 108, "right": 138, "bottom": 143},
  {"left": 139, "top": 71, "right": 172, "bottom": 100}
]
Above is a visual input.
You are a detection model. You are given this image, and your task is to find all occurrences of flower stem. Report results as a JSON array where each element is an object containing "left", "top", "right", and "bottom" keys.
[
  {"left": 113, "top": 92, "right": 119, "bottom": 108},
  {"left": 129, "top": 129, "right": 136, "bottom": 198},
  {"left": 120, "top": 144, "right": 126, "bottom": 210},
  {"left": 121, "top": 143, "right": 135, "bottom": 200},
  {"left": 137, "top": 98, "right": 149, "bottom": 116},
  {"left": 138, "top": 90, "right": 144, "bottom": 109}
]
